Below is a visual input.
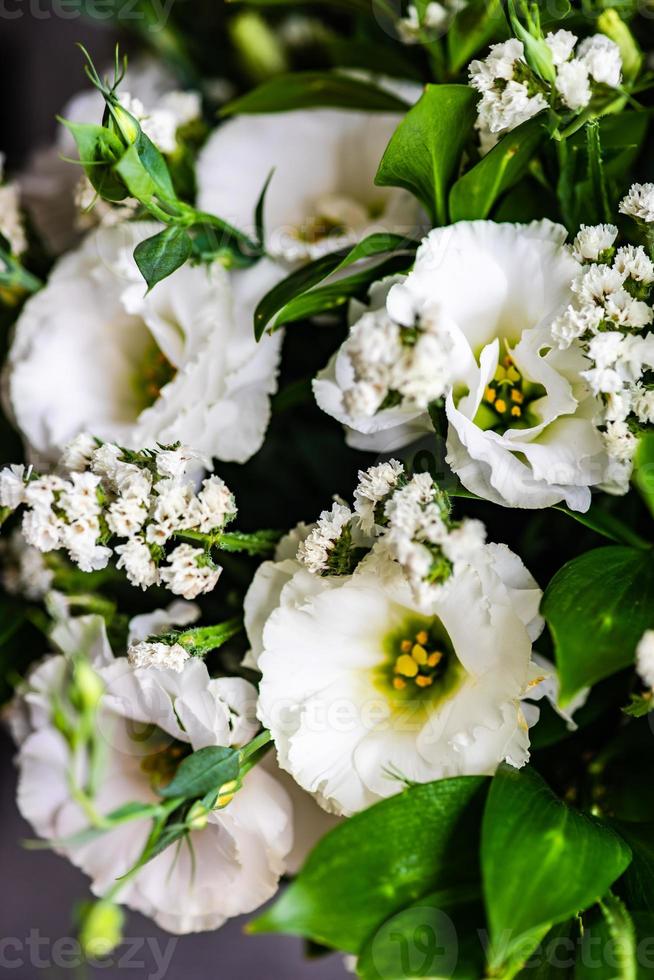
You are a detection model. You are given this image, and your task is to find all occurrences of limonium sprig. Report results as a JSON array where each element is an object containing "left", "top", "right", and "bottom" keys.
[{"left": 0, "top": 435, "right": 279, "bottom": 599}]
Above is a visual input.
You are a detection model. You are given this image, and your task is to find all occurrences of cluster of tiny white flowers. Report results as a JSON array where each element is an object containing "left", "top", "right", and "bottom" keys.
[
  {"left": 74, "top": 174, "right": 139, "bottom": 233},
  {"left": 341, "top": 305, "right": 455, "bottom": 418},
  {"left": 297, "top": 502, "right": 354, "bottom": 575},
  {"left": 0, "top": 152, "right": 27, "bottom": 257},
  {"left": 127, "top": 640, "right": 190, "bottom": 673},
  {"left": 118, "top": 88, "right": 201, "bottom": 155},
  {"left": 636, "top": 630, "right": 654, "bottom": 690},
  {"left": 620, "top": 183, "right": 654, "bottom": 224},
  {"left": 297, "top": 461, "right": 487, "bottom": 605},
  {"left": 469, "top": 32, "right": 622, "bottom": 153},
  {"left": 0, "top": 528, "right": 54, "bottom": 601},
  {"left": 396, "top": 0, "right": 466, "bottom": 43},
  {"left": 0, "top": 435, "right": 237, "bottom": 598},
  {"left": 550, "top": 204, "right": 654, "bottom": 492}
]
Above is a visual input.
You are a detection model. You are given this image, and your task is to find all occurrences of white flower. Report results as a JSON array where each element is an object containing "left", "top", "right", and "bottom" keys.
[
  {"left": 0, "top": 464, "right": 27, "bottom": 509},
  {"left": 116, "top": 87, "right": 201, "bottom": 155},
  {"left": 59, "top": 472, "right": 101, "bottom": 522},
  {"left": 555, "top": 59, "right": 591, "bottom": 110},
  {"left": 0, "top": 529, "right": 54, "bottom": 600},
  {"left": 614, "top": 245, "right": 654, "bottom": 284},
  {"left": 296, "top": 502, "right": 354, "bottom": 575},
  {"left": 353, "top": 460, "right": 405, "bottom": 533},
  {"left": 60, "top": 433, "right": 97, "bottom": 472},
  {"left": 247, "top": 539, "right": 542, "bottom": 815},
  {"left": 0, "top": 154, "right": 27, "bottom": 256},
  {"left": 106, "top": 496, "right": 148, "bottom": 538},
  {"left": 21, "top": 507, "right": 63, "bottom": 552},
  {"left": 12, "top": 615, "right": 294, "bottom": 934},
  {"left": 196, "top": 104, "right": 424, "bottom": 265},
  {"left": 577, "top": 34, "right": 622, "bottom": 88},
  {"left": 321, "top": 220, "right": 608, "bottom": 510},
  {"left": 127, "top": 599, "right": 201, "bottom": 646},
  {"left": 551, "top": 303, "right": 603, "bottom": 348},
  {"left": 619, "top": 183, "right": 654, "bottom": 223},
  {"left": 636, "top": 630, "right": 654, "bottom": 690},
  {"left": 61, "top": 516, "right": 111, "bottom": 573},
  {"left": 115, "top": 538, "right": 158, "bottom": 590},
  {"left": 6, "top": 223, "right": 283, "bottom": 464},
  {"left": 196, "top": 476, "right": 237, "bottom": 532},
  {"left": 545, "top": 29, "right": 578, "bottom": 66},
  {"left": 572, "top": 224, "right": 618, "bottom": 263},
  {"left": 634, "top": 385, "right": 654, "bottom": 424},
  {"left": 127, "top": 641, "right": 190, "bottom": 672},
  {"left": 603, "top": 419, "right": 637, "bottom": 463},
  {"left": 159, "top": 544, "right": 221, "bottom": 599}
]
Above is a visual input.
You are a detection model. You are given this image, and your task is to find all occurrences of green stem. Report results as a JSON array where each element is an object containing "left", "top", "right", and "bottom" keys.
[{"left": 177, "top": 618, "right": 243, "bottom": 655}]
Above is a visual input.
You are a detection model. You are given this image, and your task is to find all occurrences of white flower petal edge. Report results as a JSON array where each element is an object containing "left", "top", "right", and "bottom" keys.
[
  {"left": 246, "top": 537, "right": 543, "bottom": 817},
  {"left": 314, "top": 220, "right": 609, "bottom": 510},
  {"left": 11, "top": 611, "right": 295, "bottom": 934},
  {"left": 196, "top": 107, "right": 425, "bottom": 265},
  {"left": 6, "top": 223, "right": 283, "bottom": 464}
]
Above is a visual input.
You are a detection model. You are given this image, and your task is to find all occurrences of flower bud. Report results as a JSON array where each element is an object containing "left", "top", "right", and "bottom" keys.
[
  {"left": 107, "top": 102, "right": 141, "bottom": 147},
  {"left": 71, "top": 659, "right": 104, "bottom": 714},
  {"left": 78, "top": 900, "right": 124, "bottom": 959},
  {"left": 598, "top": 9, "right": 642, "bottom": 82},
  {"left": 187, "top": 800, "right": 210, "bottom": 830}
]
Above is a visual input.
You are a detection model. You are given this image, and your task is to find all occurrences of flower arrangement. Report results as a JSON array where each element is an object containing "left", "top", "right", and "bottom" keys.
[{"left": 2, "top": 0, "right": 654, "bottom": 974}]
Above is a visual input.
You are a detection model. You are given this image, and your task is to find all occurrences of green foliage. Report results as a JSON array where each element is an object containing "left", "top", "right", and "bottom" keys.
[
  {"left": 375, "top": 85, "right": 477, "bottom": 225},
  {"left": 542, "top": 547, "right": 654, "bottom": 705},
  {"left": 221, "top": 71, "right": 410, "bottom": 115},
  {"left": 251, "top": 777, "right": 486, "bottom": 952},
  {"left": 134, "top": 227, "right": 194, "bottom": 291},
  {"left": 158, "top": 746, "right": 240, "bottom": 800},
  {"left": 482, "top": 766, "right": 632, "bottom": 972}
]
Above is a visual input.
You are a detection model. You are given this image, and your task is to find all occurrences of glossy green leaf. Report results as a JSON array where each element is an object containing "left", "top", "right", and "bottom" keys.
[
  {"left": 542, "top": 546, "right": 654, "bottom": 705},
  {"left": 575, "top": 897, "right": 637, "bottom": 980},
  {"left": 271, "top": 252, "right": 412, "bottom": 329},
  {"left": 553, "top": 503, "right": 650, "bottom": 550},
  {"left": 254, "top": 248, "right": 348, "bottom": 339},
  {"left": 158, "top": 745, "right": 239, "bottom": 800},
  {"left": 482, "top": 766, "right": 632, "bottom": 970},
  {"left": 134, "top": 227, "right": 193, "bottom": 291},
  {"left": 614, "top": 823, "right": 654, "bottom": 912},
  {"left": 250, "top": 777, "right": 486, "bottom": 952},
  {"left": 449, "top": 116, "right": 545, "bottom": 221},
  {"left": 221, "top": 72, "right": 409, "bottom": 116},
  {"left": 633, "top": 431, "right": 654, "bottom": 519},
  {"left": 60, "top": 120, "right": 127, "bottom": 202},
  {"left": 375, "top": 84, "right": 477, "bottom": 225}
]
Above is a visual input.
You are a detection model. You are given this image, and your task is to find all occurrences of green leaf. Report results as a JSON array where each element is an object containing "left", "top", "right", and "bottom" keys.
[
  {"left": 60, "top": 120, "right": 127, "bottom": 202},
  {"left": 250, "top": 777, "right": 487, "bottom": 952},
  {"left": 271, "top": 252, "right": 412, "bottom": 329},
  {"left": 221, "top": 71, "right": 410, "bottom": 116},
  {"left": 482, "top": 766, "right": 632, "bottom": 970},
  {"left": 575, "top": 896, "right": 637, "bottom": 980},
  {"left": 375, "top": 84, "right": 477, "bottom": 225},
  {"left": 633, "top": 431, "right": 654, "bottom": 519},
  {"left": 158, "top": 745, "right": 239, "bottom": 800},
  {"left": 553, "top": 503, "right": 650, "bottom": 550},
  {"left": 541, "top": 546, "right": 654, "bottom": 705},
  {"left": 134, "top": 227, "right": 193, "bottom": 291},
  {"left": 447, "top": 0, "right": 507, "bottom": 74},
  {"left": 449, "top": 116, "right": 545, "bottom": 221},
  {"left": 613, "top": 822, "right": 654, "bottom": 912},
  {"left": 253, "top": 233, "right": 417, "bottom": 339},
  {"left": 356, "top": 890, "right": 485, "bottom": 980}
]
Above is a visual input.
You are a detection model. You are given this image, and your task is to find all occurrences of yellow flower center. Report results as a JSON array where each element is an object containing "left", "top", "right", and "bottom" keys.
[
  {"left": 474, "top": 350, "right": 546, "bottom": 432},
  {"left": 392, "top": 630, "right": 446, "bottom": 691},
  {"left": 133, "top": 340, "right": 176, "bottom": 412},
  {"left": 376, "top": 614, "right": 464, "bottom": 707}
]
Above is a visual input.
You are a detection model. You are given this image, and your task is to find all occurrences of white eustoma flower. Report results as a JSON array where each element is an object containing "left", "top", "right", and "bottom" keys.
[
  {"left": 196, "top": 103, "right": 424, "bottom": 264},
  {"left": 12, "top": 612, "right": 295, "bottom": 935},
  {"left": 6, "top": 222, "right": 283, "bottom": 464},
  {"left": 247, "top": 540, "right": 543, "bottom": 816},
  {"left": 316, "top": 220, "right": 608, "bottom": 510}
]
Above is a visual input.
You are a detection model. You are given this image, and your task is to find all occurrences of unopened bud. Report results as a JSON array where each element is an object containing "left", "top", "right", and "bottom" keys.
[
  {"left": 72, "top": 660, "right": 104, "bottom": 714},
  {"left": 78, "top": 900, "right": 124, "bottom": 959},
  {"left": 187, "top": 800, "right": 210, "bottom": 830},
  {"left": 598, "top": 9, "right": 642, "bottom": 82}
]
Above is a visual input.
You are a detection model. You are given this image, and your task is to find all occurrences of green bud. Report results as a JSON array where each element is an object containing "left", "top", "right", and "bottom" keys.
[
  {"left": 598, "top": 9, "right": 642, "bottom": 82},
  {"left": 78, "top": 900, "right": 124, "bottom": 959},
  {"left": 72, "top": 660, "right": 104, "bottom": 714},
  {"left": 229, "top": 12, "right": 288, "bottom": 83},
  {"left": 107, "top": 103, "right": 141, "bottom": 147},
  {"left": 187, "top": 800, "right": 210, "bottom": 830}
]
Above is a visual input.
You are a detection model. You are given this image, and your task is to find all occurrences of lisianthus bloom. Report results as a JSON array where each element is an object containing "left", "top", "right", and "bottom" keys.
[
  {"left": 245, "top": 465, "right": 544, "bottom": 816},
  {"left": 6, "top": 222, "right": 282, "bottom": 464},
  {"left": 196, "top": 103, "right": 424, "bottom": 264},
  {"left": 315, "top": 220, "right": 609, "bottom": 511},
  {"left": 10, "top": 606, "right": 296, "bottom": 934}
]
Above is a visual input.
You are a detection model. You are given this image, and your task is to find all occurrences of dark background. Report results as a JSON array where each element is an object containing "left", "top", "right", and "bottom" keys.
[{"left": 0, "top": 14, "right": 346, "bottom": 980}]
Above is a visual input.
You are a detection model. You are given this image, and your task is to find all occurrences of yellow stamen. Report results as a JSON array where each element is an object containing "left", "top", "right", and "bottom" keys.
[
  {"left": 393, "top": 677, "right": 407, "bottom": 691},
  {"left": 495, "top": 398, "right": 507, "bottom": 414},
  {"left": 507, "top": 366, "right": 521, "bottom": 383},
  {"left": 427, "top": 651, "right": 443, "bottom": 668},
  {"left": 484, "top": 386, "right": 496, "bottom": 404},
  {"left": 494, "top": 366, "right": 506, "bottom": 382},
  {"left": 400, "top": 639, "right": 412, "bottom": 653},
  {"left": 511, "top": 406, "right": 522, "bottom": 418},
  {"left": 510, "top": 388, "right": 524, "bottom": 403},
  {"left": 395, "top": 654, "right": 419, "bottom": 678},
  {"left": 416, "top": 630, "right": 429, "bottom": 645},
  {"left": 415, "top": 675, "right": 433, "bottom": 688},
  {"left": 412, "top": 644, "right": 428, "bottom": 665}
]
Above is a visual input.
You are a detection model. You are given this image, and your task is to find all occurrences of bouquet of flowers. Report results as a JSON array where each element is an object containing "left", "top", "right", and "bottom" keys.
[{"left": 2, "top": 0, "right": 654, "bottom": 974}]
